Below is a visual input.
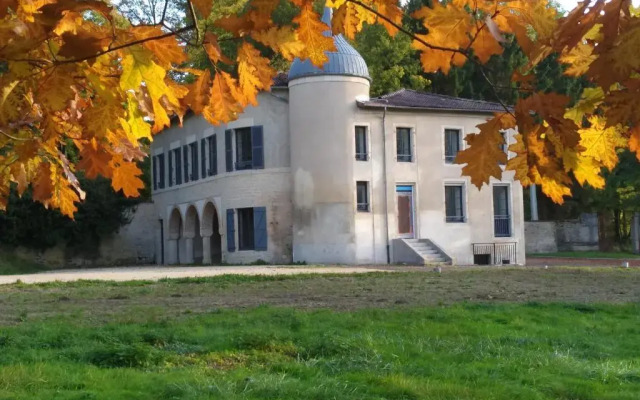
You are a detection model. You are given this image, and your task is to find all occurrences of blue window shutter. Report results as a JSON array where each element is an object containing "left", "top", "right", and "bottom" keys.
[
  {"left": 191, "top": 143, "right": 199, "bottom": 180},
  {"left": 251, "top": 126, "right": 264, "bottom": 169},
  {"left": 201, "top": 139, "right": 206, "bottom": 178},
  {"left": 152, "top": 156, "right": 158, "bottom": 190},
  {"left": 226, "top": 209, "right": 235, "bottom": 252},
  {"left": 168, "top": 152, "right": 174, "bottom": 187},
  {"left": 158, "top": 154, "right": 165, "bottom": 189},
  {"left": 225, "top": 129, "right": 233, "bottom": 172},
  {"left": 253, "top": 207, "right": 267, "bottom": 251},
  {"left": 174, "top": 149, "right": 182, "bottom": 185},
  {"left": 183, "top": 146, "right": 190, "bottom": 183},
  {"left": 211, "top": 136, "right": 218, "bottom": 175}
]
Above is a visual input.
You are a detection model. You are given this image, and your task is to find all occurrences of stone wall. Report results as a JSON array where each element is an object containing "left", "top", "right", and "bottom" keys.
[
  {"left": 12, "top": 203, "right": 157, "bottom": 268},
  {"left": 525, "top": 213, "right": 599, "bottom": 254}
]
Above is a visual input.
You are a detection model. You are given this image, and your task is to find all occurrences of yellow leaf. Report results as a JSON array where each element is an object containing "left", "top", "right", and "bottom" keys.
[
  {"left": 131, "top": 26, "right": 187, "bottom": 69},
  {"left": 120, "top": 46, "right": 182, "bottom": 132},
  {"left": 455, "top": 113, "right": 516, "bottom": 189},
  {"left": 111, "top": 157, "right": 144, "bottom": 197},
  {"left": 203, "top": 72, "right": 244, "bottom": 125},
  {"left": 375, "top": 0, "right": 403, "bottom": 37},
  {"left": 237, "top": 42, "right": 275, "bottom": 106},
  {"left": 38, "top": 66, "right": 76, "bottom": 111},
  {"left": 562, "top": 150, "right": 605, "bottom": 189},
  {"left": 332, "top": 3, "right": 360, "bottom": 40},
  {"left": 253, "top": 27, "right": 305, "bottom": 61},
  {"left": 564, "top": 87, "right": 604, "bottom": 124},
  {"left": 413, "top": 2, "right": 470, "bottom": 47},
  {"left": 559, "top": 42, "right": 596, "bottom": 77},
  {"left": 471, "top": 27, "right": 503, "bottom": 63},
  {"left": 294, "top": 4, "right": 335, "bottom": 67},
  {"left": 83, "top": 99, "right": 123, "bottom": 138},
  {"left": 579, "top": 116, "right": 626, "bottom": 170},
  {"left": 182, "top": 70, "right": 211, "bottom": 114}
]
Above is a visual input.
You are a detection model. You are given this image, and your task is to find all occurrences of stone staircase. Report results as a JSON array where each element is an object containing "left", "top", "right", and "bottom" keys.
[{"left": 401, "top": 238, "right": 451, "bottom": 265}]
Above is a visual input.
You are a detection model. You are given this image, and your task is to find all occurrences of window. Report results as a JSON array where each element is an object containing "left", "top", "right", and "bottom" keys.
[
  {"left": 189, "top": 142, "right": 199, "bottom": 180},
  {"left": 183, "top": 145, "right": 189, "bottom": 183},
  {"left": 493, "top": 185, "right": 511, "bottom": 237},
  {"left": 445, "top": 184, "right": 465, "bottom": 222},
  {"left": 156, "top": 154, "right": 165, "bottom": 189},
  {"left": 235, "top": 128, "right": 253, "bottom": 170},
  {"left": 233, "top": 207, "right": 268, "bottom": 251},
  {"left": 152, "top": 156, "right": 158, "bottom": 190},
  {"left": 200, "top": 138, "right": 207, "bottom": 178},
  {"left": 356, "top": 181, "right": 369, "bottom": 212},
  {"left": 237, "top": 208, "right": 254, "bottom": 250},
  {"left": 207, "top": 135, "right": 217, "bottom": 176},
  {"left": 225, "top": 126, "right": 264, "bottom": 172},
  {"left": 444, "top": 128, "right": 461, "bottom": 164},
  {"left": 396, "top": 127, "right": 412, "bottom": 162},
  {"left": 355, "top": 126, "right": 368, "bottom": 161},
  {"left": 168, "top": 148, "right": 182, "bottom": 186},
  {"left": 499, "top": 131, "right": 508, "bottom": 165}
]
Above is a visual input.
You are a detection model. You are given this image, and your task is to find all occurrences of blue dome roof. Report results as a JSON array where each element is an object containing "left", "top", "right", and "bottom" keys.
[{"left": 288, "top": 8, "right": 370, "bottom": 82}]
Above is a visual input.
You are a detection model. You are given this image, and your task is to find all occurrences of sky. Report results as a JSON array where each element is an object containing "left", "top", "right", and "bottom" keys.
[{"left": 555, "top": 0, "right": 640, "bottom": 12}]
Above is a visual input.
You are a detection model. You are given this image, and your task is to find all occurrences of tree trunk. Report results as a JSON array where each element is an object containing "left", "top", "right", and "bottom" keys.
[{"left": 598, "top": 211, "right": 615, "bottom": 251}]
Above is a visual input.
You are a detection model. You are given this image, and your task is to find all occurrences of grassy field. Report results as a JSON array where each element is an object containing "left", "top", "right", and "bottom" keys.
[
  {"left": 528, "top": 251, "right": 640, "bottom": 259},
  {"left": 1, "top": 269, "right": 639, "bottom": 399}
]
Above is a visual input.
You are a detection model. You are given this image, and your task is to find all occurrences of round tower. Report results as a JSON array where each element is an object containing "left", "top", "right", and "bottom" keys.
[{"left": 288, "top": 7, "right": 371, "bottom": 263}]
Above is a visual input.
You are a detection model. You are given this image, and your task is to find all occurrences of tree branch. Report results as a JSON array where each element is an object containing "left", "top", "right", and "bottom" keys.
[
  {"left": 346, "top": 0, "right": 469, "bottom": 56},
  {"left": 187, "top": 0, "right": 201, "bottom": 44},
  {"left": 53, "top": 25, "right": 196, "bottom": 65}
]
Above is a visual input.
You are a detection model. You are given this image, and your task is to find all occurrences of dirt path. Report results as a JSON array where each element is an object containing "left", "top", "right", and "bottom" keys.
[{"left": 0, "top": 265, "right": 394, "bottom": 285}]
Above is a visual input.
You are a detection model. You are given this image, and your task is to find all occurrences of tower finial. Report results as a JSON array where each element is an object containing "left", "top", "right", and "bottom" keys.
[{"left": 321, "top": 6, "right": 332, "bottom": 32}]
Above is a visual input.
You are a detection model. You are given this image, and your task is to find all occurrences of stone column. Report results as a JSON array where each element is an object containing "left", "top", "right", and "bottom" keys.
[
  {"left": 202, "top": 234, "right": 212, "bottom": 265},
  {"left": 184, "top": 235, "right": 195, "bottom": 264},
  {"left": 168, "top": 238, "right": 179, "bottom": 264}
]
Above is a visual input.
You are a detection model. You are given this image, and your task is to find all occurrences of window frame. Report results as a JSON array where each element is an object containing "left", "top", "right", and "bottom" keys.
[
  {"left": 444, "top": 183, "right": 466, "bottom": 223},
  {"left": 207, "top": 134, "right": 217, "bottom": 176},
  {"left": 356, "top": 181, "right": 370, "bottom": 212},
  {"left": 234, "top": 127, "right": 253, "bottom": 171},
  {"left": 237, "top": 207, "right": 255, "bottom": 251},
  {"left": 443, "top": 126, "right": 464, "bottom": 165},
  {"left": 396, "top": 126, "right": 413, "bottom": 162},
  {"left": 492, "top": 184, "right": 512, "bottom": 237},
  {"left": 355, "top": 125, "right": 369, "bottom": 161}
]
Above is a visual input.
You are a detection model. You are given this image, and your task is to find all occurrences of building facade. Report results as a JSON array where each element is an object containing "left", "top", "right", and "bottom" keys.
[{"left": 150, "top": 9, "right": 526, "bottom": 266}]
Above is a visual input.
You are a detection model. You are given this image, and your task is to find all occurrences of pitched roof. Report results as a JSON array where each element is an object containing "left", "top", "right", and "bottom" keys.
[
  {"left": 358, "top": 89, "right": 507, "bottom": 114},
  {"left": 272, "top": 72, "right": 289, "bottom": 88}
]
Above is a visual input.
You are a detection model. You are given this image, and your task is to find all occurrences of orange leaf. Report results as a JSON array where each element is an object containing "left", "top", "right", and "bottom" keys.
[
  {"left": 191, "top": 0, "right": 213, "bottom": 17},
  {"left": 77, "top": 140, "right": 113, "bottom": 179},
  {"left": 131, "top": 26, "right": 187, "bottom": 69},
  {"left": 630, "top": 126, "right": 640, "bottom": 161},
  {"left": 455, "top": 113, "right": 516, "bottom": 189},
  {"left": 294, "top": 4, "right": 335, "bottom": 67},
  {"left": 111, "top": 157, "right": 144, "bottom": 197},
  {"left": 203, "top": 71, "right": 244, "bottom": 125},
  {"left": 237, "top": 42, "right": 276, "bottom": 106}
]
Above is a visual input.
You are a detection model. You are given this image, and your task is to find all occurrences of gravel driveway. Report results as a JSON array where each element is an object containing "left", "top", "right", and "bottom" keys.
[{"left": 0, "top": 265, "right": 393, "bottom": 285}]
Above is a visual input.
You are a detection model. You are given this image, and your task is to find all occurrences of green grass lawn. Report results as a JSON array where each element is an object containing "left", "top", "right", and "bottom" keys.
[
  {"left": 1, "top": 270, "right": 640, "bottom": 399},
  {"left": 528, "top": 251, "right": 640, "bottom": 259}
]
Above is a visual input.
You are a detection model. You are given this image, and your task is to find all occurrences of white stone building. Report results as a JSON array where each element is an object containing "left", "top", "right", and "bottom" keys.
[{"left": 150, "top": 10, "right": 526, "bottom": 266}]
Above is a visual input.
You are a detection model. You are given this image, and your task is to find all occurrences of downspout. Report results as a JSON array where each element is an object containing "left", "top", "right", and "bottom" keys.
[{"left": 381, "top": 100, "right": 391, "bottom": 264}]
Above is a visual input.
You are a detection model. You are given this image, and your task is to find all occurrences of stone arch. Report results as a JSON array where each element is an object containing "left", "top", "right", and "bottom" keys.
[
  {"left": 184, "top": 205, "right": 199, "bottom": 239},
  {"left": 167, "top": 208, "right": 182, "bottom": 264},
  {"left": 169, "top": 208, "right": 182, "bottom": 240},
  {"left": 201, "top": 201, "right": 222, "bottom": 264},
  {"left": 182, "top": 205, "right": 200, "bottom": 264}
]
